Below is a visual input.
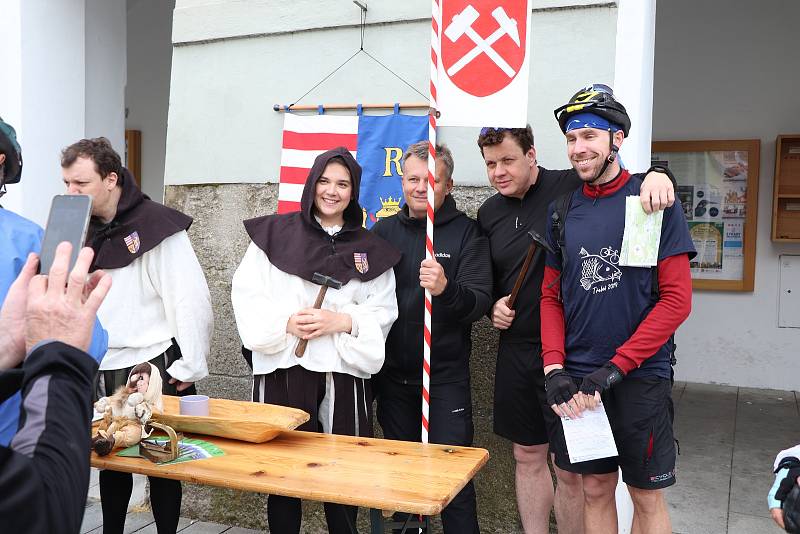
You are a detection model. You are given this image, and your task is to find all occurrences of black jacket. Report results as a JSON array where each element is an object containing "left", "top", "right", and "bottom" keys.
[
  {"left": 0, "top": 342, "right": 98, "bottom": 534},
  {"left": 477, "top": 167, "right": 581, "bottom": 344},
  {"left": 372, "top": 195, "right": 492, "bottom": 384}
]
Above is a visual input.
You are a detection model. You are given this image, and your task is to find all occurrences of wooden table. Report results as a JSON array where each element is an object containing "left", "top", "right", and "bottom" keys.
[{"left": 91, "top": 430, "right": 489, "bottom": 533}]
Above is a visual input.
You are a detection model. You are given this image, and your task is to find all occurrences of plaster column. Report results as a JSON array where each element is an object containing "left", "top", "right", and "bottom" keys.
[
  {"left": 612, "top": 1, "right": 658, "bottom": 532},
  {"left": 0, "top": 0, "right": 125, "bottom": 226}
]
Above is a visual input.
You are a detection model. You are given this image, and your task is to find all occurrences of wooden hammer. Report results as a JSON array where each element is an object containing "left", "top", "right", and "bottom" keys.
[
  {"left": 507, "top": 230, "right": 555, "bottom": 309},
  {"left": 295, "top": 272, "right": 343, "bottom": 357}
]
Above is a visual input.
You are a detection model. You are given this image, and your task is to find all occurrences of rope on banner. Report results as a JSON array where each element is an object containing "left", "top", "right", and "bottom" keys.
[
  {"left": 278, "top": 1, "right": 427, "bottom": 111},
  {"left": 421, "top": 0, "right": 441, "bottom": 446}
]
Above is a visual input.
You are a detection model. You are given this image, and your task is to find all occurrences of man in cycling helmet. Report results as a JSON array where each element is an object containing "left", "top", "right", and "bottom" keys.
[
  {"left": 540, "top": 84, "right": 696, "bottom": 534},
  {"left": 476, "top": 88, "right": 677, "bottom": 533}
]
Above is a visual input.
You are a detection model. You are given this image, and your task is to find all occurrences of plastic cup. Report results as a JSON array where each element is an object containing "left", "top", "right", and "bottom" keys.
[{"left": 179, "top": 394, "right": 210, "bottom": 416}]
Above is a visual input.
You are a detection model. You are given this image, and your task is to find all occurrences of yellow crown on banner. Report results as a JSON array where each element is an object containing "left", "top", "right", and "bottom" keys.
[{"left": 376, "top": 196, "right": 401, "bottom": 218}]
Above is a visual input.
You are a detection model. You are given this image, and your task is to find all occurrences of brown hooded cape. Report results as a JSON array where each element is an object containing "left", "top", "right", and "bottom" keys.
[
  {"left": 243, "top": 147, "right": 400, "bottom": 283},
  {"left": 87, "top": 168, "right": 192, "bottom": 270}
]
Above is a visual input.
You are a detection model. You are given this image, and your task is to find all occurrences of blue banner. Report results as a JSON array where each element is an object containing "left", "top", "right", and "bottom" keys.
[{"left": 356, "top": 113, "right": 427, "bottom": 229}]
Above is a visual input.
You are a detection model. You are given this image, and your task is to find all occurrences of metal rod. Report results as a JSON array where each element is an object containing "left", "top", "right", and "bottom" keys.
[
  {"left": 353, "top": 0, "right": 368, "bottom": 11},
  {"left": 273, "top": 102, "right": 429, "bottom": 112}
]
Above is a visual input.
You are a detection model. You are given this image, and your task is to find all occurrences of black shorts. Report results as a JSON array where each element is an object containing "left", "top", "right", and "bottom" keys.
[
  {"left": 550, "top": 376, "right": 676, "bottom": 490},
  {"left": 493, "top": 341, "right": 558, "bottom": 446}
]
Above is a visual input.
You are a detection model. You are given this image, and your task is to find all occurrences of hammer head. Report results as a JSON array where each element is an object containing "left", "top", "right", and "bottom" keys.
[
  {"left": 445, "top": 4, "right": 479, "bottom": 42},
  {"left": 527, "top": 230, "right": 555, "bottom": 255},
  {"left": 311, "top": 272, "right": 343, "bottom": 290},
  {"left": 491, "top": 6, "right": 520, "bottom": 46}
]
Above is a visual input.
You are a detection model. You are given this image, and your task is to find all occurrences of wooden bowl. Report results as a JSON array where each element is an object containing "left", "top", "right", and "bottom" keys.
[{"left": 151, "top": 396, "right": 309, "bottom": 443}]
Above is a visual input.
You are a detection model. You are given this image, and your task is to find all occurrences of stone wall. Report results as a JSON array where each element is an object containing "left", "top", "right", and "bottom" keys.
[{"left": 164, "top": 183, "right": 532, "bottom": 533}]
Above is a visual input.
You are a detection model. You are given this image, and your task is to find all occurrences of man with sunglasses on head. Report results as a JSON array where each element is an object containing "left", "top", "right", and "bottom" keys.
[{"left": 476, "top": 84, "right": 676, "bottom": 534}]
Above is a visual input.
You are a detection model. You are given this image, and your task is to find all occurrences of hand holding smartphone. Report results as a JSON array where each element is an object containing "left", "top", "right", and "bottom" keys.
[{"left": 39, "top": 195, "right": 93, "bottom": 274}]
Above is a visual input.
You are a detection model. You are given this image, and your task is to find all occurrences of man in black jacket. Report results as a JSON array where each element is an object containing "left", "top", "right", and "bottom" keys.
[
  {"left": 373, "top": 141, "right": 492, "bottom": 533},
  {"left": 0, "top": 241, "right": 112, "bottom": 534}
]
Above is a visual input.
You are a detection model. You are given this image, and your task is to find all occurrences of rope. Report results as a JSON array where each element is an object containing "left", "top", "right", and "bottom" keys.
[
  {"left": 287, "top": 2, "right": 425, "bottom": 109},
  {"left": 289, "top": 50, "right": 361, "bottom": 108}
]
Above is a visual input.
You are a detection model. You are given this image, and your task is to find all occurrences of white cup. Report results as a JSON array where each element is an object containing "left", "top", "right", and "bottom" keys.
[{"left": 179, "top": 394, "right": 210, "bottom": 416}]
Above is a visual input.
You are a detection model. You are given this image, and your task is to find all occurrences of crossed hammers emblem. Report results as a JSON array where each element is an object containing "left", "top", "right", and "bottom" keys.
[{"left": 445, "top": 5, "right": 521, "bottom": 78}]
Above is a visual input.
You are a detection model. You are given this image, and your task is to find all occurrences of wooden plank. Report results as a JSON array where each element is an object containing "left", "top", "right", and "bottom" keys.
[{"left": 92, "top": 430, "right": 488, "bottom": 516}]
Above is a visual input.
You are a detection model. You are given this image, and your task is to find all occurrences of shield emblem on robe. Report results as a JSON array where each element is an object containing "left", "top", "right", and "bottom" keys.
[
  {"left": 124, "top": 231, "right": 141, "bottom": 254},
  {"left": 354, "top": 252, "right": 369, "bottom": 274}
]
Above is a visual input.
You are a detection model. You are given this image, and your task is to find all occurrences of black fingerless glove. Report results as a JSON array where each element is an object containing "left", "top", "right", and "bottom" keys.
[
  {"left": 545, "top": 368, "right": 577, "bottom": 406},
  {"left": 579, "top": 362, "right": 624, "bottom": 396}
]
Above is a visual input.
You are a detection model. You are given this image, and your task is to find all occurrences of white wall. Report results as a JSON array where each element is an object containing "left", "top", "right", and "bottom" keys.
[
  {"left": 1, "top": 0, "right": 86, "bottom": 225},
  {"left": 654, "top": 0, "right": 800, "bottom": 390},
  {"left": 125, "top": 0, "right": 175, "bottom": 201},
  {"left": 165, "top": 0, "right": 617, "bottom": 186},
  {"left": 0, "top": 0, "right": 127, "bottom": 226},
  {"left": 86, "top": 0, "right": 126, "bottom": 154}
]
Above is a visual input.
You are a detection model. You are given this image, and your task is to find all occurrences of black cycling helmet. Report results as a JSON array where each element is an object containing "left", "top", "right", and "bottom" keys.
[
  {"left": 553, "top": 84, "right": 631, "bottom": 137},
  {"left": 0, "top": 116, "right": 23, "bottom": 186}
]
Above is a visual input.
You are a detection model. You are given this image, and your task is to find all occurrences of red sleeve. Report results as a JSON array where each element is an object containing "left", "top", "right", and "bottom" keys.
[
  {"left": 611, "top": 253, "right": 692, "bottom": 374},
  {"left": 540, "top": 265, "right": 566, "bottom": 368}
]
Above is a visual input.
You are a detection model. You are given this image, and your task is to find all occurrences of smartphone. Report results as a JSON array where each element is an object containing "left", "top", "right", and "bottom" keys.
[{"left": 39, "top": 195, "right": 93, "bottom": 274}]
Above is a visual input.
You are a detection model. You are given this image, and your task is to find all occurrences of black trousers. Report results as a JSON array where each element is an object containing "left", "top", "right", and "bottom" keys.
[
  {"left": 97, "top": 345, "right": 193, "bottom": 534},
  {"left": 254, "top": 365, "right": 372, "bottom": 534},
  {"left": 375, "top": 377, "right": 480, "bottom": 534}
]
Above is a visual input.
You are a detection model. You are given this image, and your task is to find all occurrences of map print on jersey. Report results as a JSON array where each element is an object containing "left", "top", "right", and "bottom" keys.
[{"left": 579, "top": 246, "right": 621, "bottom": 293}]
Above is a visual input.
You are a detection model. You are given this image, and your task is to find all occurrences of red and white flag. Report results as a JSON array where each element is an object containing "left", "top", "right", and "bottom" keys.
[
  {"left": 277, "top": 114, "right": 358, "bottom": 214},
  {"left": 437, "top": 0, "right": 532, "bottom": 127}
]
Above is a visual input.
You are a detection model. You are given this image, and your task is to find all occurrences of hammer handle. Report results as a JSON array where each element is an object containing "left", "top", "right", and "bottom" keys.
[
  {"left": 295, "top": 285, "right": 329, "bottom": 358},
  {"left": 507, "top": 243, "right": 537, "bottom": 310}
]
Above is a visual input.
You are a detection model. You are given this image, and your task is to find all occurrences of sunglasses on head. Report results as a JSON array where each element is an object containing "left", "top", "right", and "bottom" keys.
[{"left": 479, "top": 127, "right": 513, "bottom": 136}]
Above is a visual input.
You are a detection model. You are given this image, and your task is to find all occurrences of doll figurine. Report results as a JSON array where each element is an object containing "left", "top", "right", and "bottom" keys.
[{"left": 91, "top": 362, "right": 163, "bottom": 456}]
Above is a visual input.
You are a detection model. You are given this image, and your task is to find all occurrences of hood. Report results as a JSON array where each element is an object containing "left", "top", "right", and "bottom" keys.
[
  {"left": 87, "top": 167, "right": 192, "bottom": 271},
  {"left": 242, "top": 147, "right": 401, "bottom": 283},
  {"left": 127, "top": 362, "right": 163, "bottom": 411},
  {"left": 299, "top": 147, "right": 364, "bottom": 231}
]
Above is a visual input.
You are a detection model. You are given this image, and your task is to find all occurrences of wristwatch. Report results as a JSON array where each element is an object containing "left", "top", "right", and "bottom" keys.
[{"left": 646, "top": 164, "right": 677, "bottom": 189}]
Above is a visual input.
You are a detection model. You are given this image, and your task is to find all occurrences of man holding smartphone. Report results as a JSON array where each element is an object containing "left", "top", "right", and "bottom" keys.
[
  {"left": 0, "top": 117, "right": 108, "bottom": 446},
  {"left": 61, "top": 137, "right": 213, "bottom": 534}
]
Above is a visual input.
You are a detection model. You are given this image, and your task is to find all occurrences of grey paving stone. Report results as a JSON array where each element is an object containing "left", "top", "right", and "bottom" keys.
[
  {"left": 81, "top": 501, "right": 104, "bottom": 533},
  {"left": 179, "top": 521, "right": 229, "bottom": 534},
  {"left": 672, "top": 381, "right": 687, "bottom": 404},
  {"left": 124, "top": 511, "right": 155, "bottom": 533},
  {"left": 730, "top": 387, "right": 800, "bottom": 518},
  {"left": 727, "top": 511, "right": 784, "bottom": 534},
  {"left": 134, "top": 517, "right": 194, "bottom": 533},
  {"left": 223, "top": 528, "right": 264, "bottom": 533},
  {"left": 666, "top": 466, "right": 730, "bottom": 534}
]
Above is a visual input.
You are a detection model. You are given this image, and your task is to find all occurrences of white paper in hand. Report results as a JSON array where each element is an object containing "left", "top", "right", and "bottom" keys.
[{"left": 561, "top": 403, "right": 619, "bottom": 463}]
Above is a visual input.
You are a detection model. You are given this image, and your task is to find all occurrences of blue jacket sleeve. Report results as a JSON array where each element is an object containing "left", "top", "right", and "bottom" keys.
[{"left": 87, "top": 317, "right": 108, "bottom": 363}]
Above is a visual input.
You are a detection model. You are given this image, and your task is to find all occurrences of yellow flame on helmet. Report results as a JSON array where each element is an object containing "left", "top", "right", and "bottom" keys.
[{"left": 564, "top": 90, "right": 600, "bottom": 114}]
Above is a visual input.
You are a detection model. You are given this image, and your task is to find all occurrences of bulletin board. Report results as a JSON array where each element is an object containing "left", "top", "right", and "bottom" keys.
[{"left": 651, "top": 139, "right": 760, "bottom": 291}]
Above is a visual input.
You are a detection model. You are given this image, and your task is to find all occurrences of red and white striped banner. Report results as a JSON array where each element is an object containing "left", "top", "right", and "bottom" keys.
[{"left": 277, "top": 114, "right": 358, "bottom": 214}]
